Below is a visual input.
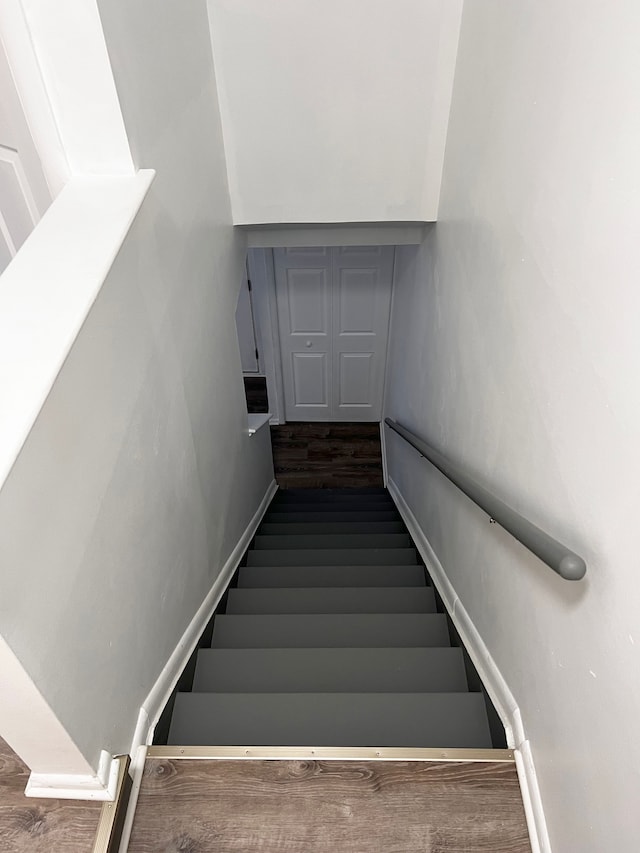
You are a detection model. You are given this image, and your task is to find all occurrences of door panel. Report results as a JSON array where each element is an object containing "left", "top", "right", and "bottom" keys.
[
  {"left": 275, "top": 247, "right": 394, "bottom": 421},
  {"left": 338, "top": 352, "right": 374, "bottom": 407},
  {"left": 292, "top": 353, "right": 329, "bottom": 408},
  {"left": 286, "top": 268, "right": 330, "bottom": 334},
  {"left": 337, "top": 269, "right": 378, "bottom": 334}
]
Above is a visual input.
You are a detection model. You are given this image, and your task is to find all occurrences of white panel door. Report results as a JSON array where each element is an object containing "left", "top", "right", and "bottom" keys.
[
  {"left": 274, "top": 246, "right": 394, "bottom": 421},
  {"left": 332, "top": 246, "right": 394, "bottom": 420},
  {"left": 275, "top": 248, "right": 332, "bottom": 420}
]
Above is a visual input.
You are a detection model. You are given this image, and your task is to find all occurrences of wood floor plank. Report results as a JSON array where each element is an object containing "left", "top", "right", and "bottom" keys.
[
  {"left": 128, "top": 758, "right": 531, "bottom": 852},
  {"left": 271, "top": 422, "right": 384, "bottom": 489},
  {"left": 0, "top": 737, "right": 102, "bottom": 853}
]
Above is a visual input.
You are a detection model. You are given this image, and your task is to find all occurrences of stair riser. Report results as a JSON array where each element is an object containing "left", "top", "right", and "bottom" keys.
[
  {"left": 193, "top": 648, "right": 468, "bottom": 692},
  {"left": 278, "top": 487, "right": 387, "bottom": 497},
  {"left": 226, "top": 586, "right": 436, "bottom": 614},
  {"left": 253, "top": 533, "right": 411, "bottom": 550},
  {"left": 270, "top": 502, "right": 397, "bottom": 513},
  {"left": 211, "top": 614, "right": 449, "bottom": 648},
  {"left": 259, "top": 521, "right": 406, "bottom": 535},
  {"left": 238, "top": 565, "right": 427, "bottom": 588},
  {"left": 168, "top": 693, "right": 493, "bottom": 748},
  {"left": 264, "top": 511, "right": 400, "bottom": 523},
  {"left": 247, "top": 548, "right": 418, "bottom": 566},
  {"left": 273, "top": 494, "right": 392, "bottom": 504}
]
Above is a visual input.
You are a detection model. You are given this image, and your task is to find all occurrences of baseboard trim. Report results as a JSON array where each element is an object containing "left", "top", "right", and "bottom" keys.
[
  {"left": 379, "top": 420, "right": 388, "bottom": 487},
  {"left": 129, "top": 478, "right": 278, "bottom": 757},
  {"left": 26, "top": 750, "right": 121, "bottom": 801},
  {"left": 387, "top": 475, "right": 552, "bottom": 853}
]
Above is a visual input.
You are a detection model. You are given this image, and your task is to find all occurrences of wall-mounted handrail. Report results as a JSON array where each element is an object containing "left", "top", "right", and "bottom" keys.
[{"left": 384, "top": 418, "right": 586, "bottom": 580}]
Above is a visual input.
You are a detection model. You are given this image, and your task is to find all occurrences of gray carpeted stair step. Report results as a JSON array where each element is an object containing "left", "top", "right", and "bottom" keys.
[
  {"left": 259, "top": 520, "right": 406, "bottom": 535},
  {"left": 274, "top": 493, "right": 392, "bottom": 504},
  {"left": 238, "top": 564, "right": 426, "bottom": 588},
  {"left": 264, "top": 510, "right": 401, "bottom": 523},
  {"left": 168, "top": 692, "right": 493, "bottom": 747},
  {"left": 278, "top": 487, "right": 388, "bottom": 497},
  {"left": 211, "top": 613, "right": 449, "bottom": 648},
  {"left": 226, "top": 586, "right": 436, "bottom": 614},
  {"left": 247, "top": 548, "right": 418, "bottom": 566},
  {"left": 253, "top": 533, "right": 412, "bottom": 550},
  {"left": 192, "top": 647, "right": 468, "bottom": 692},
  {"left": 269, "top": 501, "right": 397, "bottom": 513}
]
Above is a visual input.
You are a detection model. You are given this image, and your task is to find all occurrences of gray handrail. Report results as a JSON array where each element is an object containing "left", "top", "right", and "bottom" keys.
[{"left": 384, "top": 418, "right": 586, "bottom": 580}]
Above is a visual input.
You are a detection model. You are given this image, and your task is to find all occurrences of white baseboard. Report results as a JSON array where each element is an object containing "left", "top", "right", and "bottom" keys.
[
  {"left": 130, "top": 478, "right": 278, "bottom": 756},
  {"left": 117, "top": 745, "right": 148, "bottom": 853},
  {"left": 379, "top": 421, "right": 388, "bottom": 487},
  {"left": 387, "top": 475, "right": 552, "bottom": 853},
  {"left": 26, "top": 750, "right": 121, "bottom": 801}
]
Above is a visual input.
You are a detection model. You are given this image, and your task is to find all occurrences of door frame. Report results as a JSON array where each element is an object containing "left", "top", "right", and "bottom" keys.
[{"left": 246, "top": 248, "right": 287, "bottom": 424}]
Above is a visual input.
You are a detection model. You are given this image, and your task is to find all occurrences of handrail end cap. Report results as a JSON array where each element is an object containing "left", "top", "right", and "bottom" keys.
[{"left": 558, "top": 554, "right": 587, "bottom": 581}]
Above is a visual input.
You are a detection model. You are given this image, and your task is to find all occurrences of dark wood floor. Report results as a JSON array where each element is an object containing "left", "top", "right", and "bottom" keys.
[
  {"left": 271, "top": 422, "right": 384, "bottom": 489},
  {"left": 128, "top": 758, "right": 531, "bottom": 852},
  {"left": 0, "top": 737, "right": 102, "bottom": 852}
]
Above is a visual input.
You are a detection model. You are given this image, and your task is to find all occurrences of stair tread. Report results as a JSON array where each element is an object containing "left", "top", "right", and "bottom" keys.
[
  {"left": 253, "top": 533, "right": 411, "bottom": 550},
  {"left": 193, "top": 647, "right": 468, "bottom": 692},
  {"left": 211, "top": 613, "right": 449, "bottom": 648},
  {"left": 239, "top": 565, "right": 426, "bottom": 588},
  {"left": 226, "top": 586, "right": 436, "bottom": 614},
  {"left": 247, "top": 548, "right": 418, "bottom": 566},
  {"left": 168, "top": 692, "right": 493, "bottom": 748}
]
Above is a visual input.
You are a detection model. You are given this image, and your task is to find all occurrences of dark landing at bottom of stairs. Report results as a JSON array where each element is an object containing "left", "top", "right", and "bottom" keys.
[{"left": 162, "top": 488, "right": 506, "bottom": 750}]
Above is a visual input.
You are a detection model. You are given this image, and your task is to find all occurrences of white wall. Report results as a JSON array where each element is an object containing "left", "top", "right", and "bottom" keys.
[
  {"left": 208, "top": 0, "right": 462, "bottom": 224},
  {"left": 385, "top": 3, "right": 640, "bottom": 851},
  {"left": 0, "top": 0, "right": 274, "bottom": 774}
]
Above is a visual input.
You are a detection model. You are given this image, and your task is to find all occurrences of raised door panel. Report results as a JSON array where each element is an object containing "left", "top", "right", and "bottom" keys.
[
  {"left": 337, "top": 268, "right": 378, "bottom": 335},
  {"left": 292, "top": 353, "right": 329, "bottom": 408},
  {"left": 286, "top": 268, "right": 330, "bottom": 335},
  {"left": 338, "top": 352, "right": 374, "bottom": 407}
]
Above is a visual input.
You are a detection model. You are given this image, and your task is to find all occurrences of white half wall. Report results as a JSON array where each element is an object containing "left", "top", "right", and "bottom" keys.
[
  {"left": 0, "top": 0, "right": 274, "bottom": 785},
  {"left": 207, "top": 0, "right": 462, "bottom": 224},
  {"left": 384, "top": 3, "right": 640, "bottom": 851}
]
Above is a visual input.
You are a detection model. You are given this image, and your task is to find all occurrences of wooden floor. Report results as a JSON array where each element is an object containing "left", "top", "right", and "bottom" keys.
[
  {"left": 271, "top": 423, "right": 384, "bottom": 488},
  {"left": 128, "top": 758, "right": 531, "bottom": 852},
  {"left": 0, "top": 737, "right": 102, "bottom": 853}
]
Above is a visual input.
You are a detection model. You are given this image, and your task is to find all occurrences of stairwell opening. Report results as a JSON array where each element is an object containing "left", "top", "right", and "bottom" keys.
[{"left": 153, "top": 487, "right": 507, "bottom": 750}]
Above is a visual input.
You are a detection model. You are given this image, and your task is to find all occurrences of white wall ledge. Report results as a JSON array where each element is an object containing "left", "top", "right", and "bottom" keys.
[
  {"left": 247, "top": 413, "right": 271, "bottom": 435},
  {"left": 0, "top": 171, "right": 154, "bottom": 493}
]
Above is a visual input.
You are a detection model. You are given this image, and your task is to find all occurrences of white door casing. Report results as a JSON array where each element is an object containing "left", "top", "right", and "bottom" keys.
[
  {"left": 275, "top": 246, "right": 394, "bottom": 421},
  {"left": 235, "top": 275, "right": 259, "bottom": 373},
  {"left": 0, "top": 34, "right": 52, "bottom": 275}
]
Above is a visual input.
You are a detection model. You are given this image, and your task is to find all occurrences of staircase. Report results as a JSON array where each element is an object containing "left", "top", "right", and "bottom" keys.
[{"left": 167, "top": 487, "right": 496, "bottom": 748}]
